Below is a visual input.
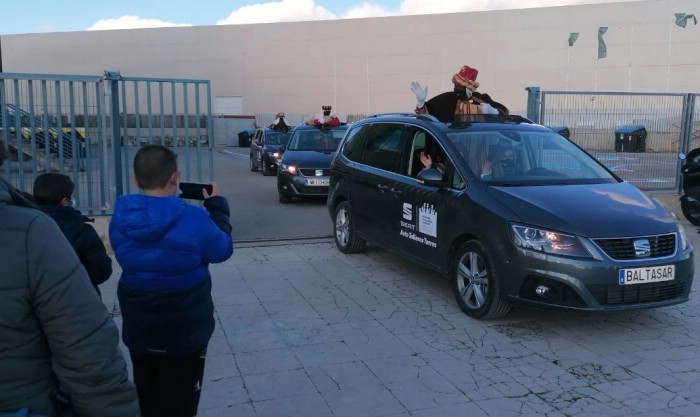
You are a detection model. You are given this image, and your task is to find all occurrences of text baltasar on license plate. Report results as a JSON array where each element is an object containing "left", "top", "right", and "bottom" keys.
[{"left": 618, "top": 265, "right": 674, "bottom": 285}]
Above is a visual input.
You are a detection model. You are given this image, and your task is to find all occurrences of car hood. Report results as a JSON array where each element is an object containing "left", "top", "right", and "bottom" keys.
[
  {"left": 281, "top": 150, "right": 336, "bottom": 167},
  {"left": 486, "top": 182, "right": 677, "bottom": 238},
  {"left": 263, "top": 144, "right": 283, "bottom": 153}
]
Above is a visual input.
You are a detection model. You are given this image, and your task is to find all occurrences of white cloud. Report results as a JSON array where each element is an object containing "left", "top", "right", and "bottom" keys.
[
  {"left": 216, "top": 0, "right": 336, "bottom": 25},
  {"left": 399, "top": 0, "right": 642, "bottom": 15},
  {"left": 214, "top": 0, "right": 643, "bottom": 26},
  {"left": 342, "top": 2, "right": 396, "bottom": 19},
  {"left": 86, "top": 15, "right": 192, "bottom": 31}
]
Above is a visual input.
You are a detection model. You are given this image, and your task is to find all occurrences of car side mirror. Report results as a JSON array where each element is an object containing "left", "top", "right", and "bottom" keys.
[{"left": 416, "top": 168, "right": 447, "bottom": 187}]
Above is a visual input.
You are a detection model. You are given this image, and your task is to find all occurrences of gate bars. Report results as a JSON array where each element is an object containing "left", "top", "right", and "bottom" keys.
[{"left": 0, "top": 71, "right": 213, "bottom": 215}]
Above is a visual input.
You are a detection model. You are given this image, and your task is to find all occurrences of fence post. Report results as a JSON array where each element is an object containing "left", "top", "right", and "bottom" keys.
[
  {"left": 104, "top": 71, "right": 124, "bottom": 196},
  {"left": 678, "top": 94, "right": 696, "bottom": 192},
  {"left": 525, "top": 86, "right": 540, "bottom": 122}
]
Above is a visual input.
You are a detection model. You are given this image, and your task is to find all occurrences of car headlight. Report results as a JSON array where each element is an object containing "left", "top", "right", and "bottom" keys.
[
  {"left": 672, "top": 215, "right": 691, "bottom": 251},
  {"left": 511, "top": 224, "right": 592, "bottom": 258},
  {"left": 272, "top": 151, "right": 280, "bottom": 158},
  {"left": 280, "top": 163, "right": 297, "bottom": 175}
]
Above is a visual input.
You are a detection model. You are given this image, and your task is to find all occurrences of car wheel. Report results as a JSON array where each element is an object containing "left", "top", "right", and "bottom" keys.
[
  {"left": 279, "top": 193, "right": 292, "bottom": 204},
  {"left": 333, "top": 201, "right": 366, "bottom": 254},
  {"left": 262, "top": 162, "right": 273, "bottom": 176},
  {"left": 250, "top": 156, "right": 258, "bottom": 172},
  {"left": 451, "top": 240, "right": 511, "bottom": 320},
  {"left": 680, "top": 196, "right": 700, "bottom": 226}
]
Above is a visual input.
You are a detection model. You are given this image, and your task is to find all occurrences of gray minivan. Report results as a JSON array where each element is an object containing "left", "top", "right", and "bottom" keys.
[{"left": 327, "top": 113, "right": 694, "bottom": 319}]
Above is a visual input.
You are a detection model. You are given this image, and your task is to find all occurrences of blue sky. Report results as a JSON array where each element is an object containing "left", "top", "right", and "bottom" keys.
[{"left": 1, "top": 0, "right": 640, "bottom": 35}]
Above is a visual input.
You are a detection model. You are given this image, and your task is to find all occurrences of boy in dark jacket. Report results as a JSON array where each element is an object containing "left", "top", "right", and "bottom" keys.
[
  {"left": 109, "top": 144, "right": 233, "bottom": 417},
  {"left": 33, "top": 172, "right": 112, "bottom": 296}
]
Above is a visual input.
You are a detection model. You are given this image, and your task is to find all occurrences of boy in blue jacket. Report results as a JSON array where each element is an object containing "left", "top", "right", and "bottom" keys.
[{"left": 109, "top": 144, "right": 233, "bottom": 417}]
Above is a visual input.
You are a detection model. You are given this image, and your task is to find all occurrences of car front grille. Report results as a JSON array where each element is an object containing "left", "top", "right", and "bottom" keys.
[
  {"left": 299, "top": 168, "right": 330, "bottom": 176},
  {"left": 587, "top": 281, "right": 688, "bottom": 305},
  {"left": 296, "top": 186, "right": 329, "bottom": 194},
  {"left": 592, "top": 233, "right": 676, "bottom": 260}
]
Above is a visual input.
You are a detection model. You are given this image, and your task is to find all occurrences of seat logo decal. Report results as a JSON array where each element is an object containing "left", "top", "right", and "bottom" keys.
[
  {"left": 633, "top": 239, "right": 650, "bottom": 257},
  {"left": 402, "top": 203, "right": 412, "bottom": 220}
]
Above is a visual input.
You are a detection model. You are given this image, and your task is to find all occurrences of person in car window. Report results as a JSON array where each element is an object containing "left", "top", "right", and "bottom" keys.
[
  {"left": 481, "top": 146, "right": 517, "bottom": 179},
  {"left": 419, "top": 140, "right": 448, "bottom": 176}
]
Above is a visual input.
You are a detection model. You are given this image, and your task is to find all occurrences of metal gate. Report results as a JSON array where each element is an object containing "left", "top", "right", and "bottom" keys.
[
  {"left": 526, "top": 88, "right": 700, "bottom": 191},
  {"left": 0, "top": 71, "right": 213, "bottom": 214}
]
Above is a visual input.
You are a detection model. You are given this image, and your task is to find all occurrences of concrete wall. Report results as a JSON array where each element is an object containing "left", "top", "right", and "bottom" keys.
[{"left": 1, "top": 0, "right": 699, "bottom": 117}]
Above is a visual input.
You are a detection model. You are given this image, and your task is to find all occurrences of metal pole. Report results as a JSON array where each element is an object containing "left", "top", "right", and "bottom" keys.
[{"left": 105, "top": 71, "right": 123, "bottom": 196}]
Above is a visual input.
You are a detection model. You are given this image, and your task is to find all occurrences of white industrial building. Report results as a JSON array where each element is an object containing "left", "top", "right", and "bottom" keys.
[{"left": 0, "top": 0, "right": 698, "bottom": 117}]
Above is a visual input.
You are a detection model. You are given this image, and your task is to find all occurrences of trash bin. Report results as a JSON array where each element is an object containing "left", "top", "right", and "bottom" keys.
[
  {"left": 614, "top": 125, "right": 646, "bottom": 152},
  {"left": 238, "top": 129, "right": 254, "bottom": 147},
  {"left": 548, "top": 126, "right": 570, "bottom": 139}
]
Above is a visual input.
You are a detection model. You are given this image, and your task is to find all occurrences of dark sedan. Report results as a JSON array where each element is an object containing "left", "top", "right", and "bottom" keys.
[
  {"left": 277, "top": 123, "right": 348, "bottom": 203},
  {"left": 250, "top": 128, "right": 291, "bottom": 176}
]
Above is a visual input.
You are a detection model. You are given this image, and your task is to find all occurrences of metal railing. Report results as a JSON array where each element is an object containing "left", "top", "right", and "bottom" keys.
[
  {"left": 0, "top": 71, "right": 213, "bottom": 214},
  {"left": 527, "top": 88, "right": 700, "bottom": 191}
]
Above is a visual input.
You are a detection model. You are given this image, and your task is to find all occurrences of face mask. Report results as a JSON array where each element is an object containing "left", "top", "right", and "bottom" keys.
[
  {"left": 453, "top": 85, "right": 473, "bottom": 100},
  {"left": 323, "top": 111, "right": 331, "bottom": 116},
  {"left": 501, "top": 158, "right": 515, "bottom": 168}
]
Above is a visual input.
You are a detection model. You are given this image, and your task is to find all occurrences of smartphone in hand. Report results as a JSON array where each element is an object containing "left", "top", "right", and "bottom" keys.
[{"left": 178, "top": 182, "right": 213, "bottom": 200}]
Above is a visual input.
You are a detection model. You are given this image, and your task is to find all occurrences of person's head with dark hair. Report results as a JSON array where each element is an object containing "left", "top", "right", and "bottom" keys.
[
  {"left": 0, "top": 140, "right": 9, "bottom": 167},
  {"left": 133, "top": 144, "right": 178, "bottom": 193},
  {"left": 33, "top": 173, "right": 75, "bottom": 206}
]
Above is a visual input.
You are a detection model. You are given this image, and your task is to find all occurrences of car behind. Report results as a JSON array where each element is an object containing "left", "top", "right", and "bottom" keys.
[{"left": 277, "top": 123, "right": 348, "bottom": 203}]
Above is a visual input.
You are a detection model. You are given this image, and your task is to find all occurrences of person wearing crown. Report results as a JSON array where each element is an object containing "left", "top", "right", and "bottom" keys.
[
  {"left": 310, "top": 105, "right": 341, "bottom": 127},
  {"left": 410, "top": 65, "right": 509, "bottom": 123},
  {"left": 269, "top": 112, "right": 291, "bottom": 132}
]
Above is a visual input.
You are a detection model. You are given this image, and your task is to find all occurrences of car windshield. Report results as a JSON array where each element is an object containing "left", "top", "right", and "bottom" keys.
[
  {"left": 287, "top": 128, "right": 346, "bottom": 151},
  {"left": 445, "top": 129, "right": 618, "bottom": 185},
  {"left": 265, "top": 132, "right": 290, "bottom": 145}
]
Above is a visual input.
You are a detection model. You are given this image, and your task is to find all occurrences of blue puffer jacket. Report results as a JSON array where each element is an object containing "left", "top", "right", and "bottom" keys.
[{"left": 110, "top": 194, "right": 233, "bottom": 355}]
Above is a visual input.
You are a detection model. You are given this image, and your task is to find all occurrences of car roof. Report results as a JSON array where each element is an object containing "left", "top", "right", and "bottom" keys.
[
  {"left": 351, "top": 113, "right": 552, "bottom": 134},
  {"left": 292, "top": 123, "right": 348, "bottom": 131}
]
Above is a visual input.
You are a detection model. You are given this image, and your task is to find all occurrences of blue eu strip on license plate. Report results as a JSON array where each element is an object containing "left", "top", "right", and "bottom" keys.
[{"left": 618, "top": 265, "right": 675, "bottom": 285}]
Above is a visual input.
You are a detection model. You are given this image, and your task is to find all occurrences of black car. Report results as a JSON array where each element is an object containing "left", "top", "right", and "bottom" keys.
[
  {"left": 249, "top": 127, "right": 291, "bottom": 176},
  {"left": 327, "top": 113, "right": 694, "bottom": 319},
  {"left": 277, "top": 123, "right": 348, "bottom": 203}
]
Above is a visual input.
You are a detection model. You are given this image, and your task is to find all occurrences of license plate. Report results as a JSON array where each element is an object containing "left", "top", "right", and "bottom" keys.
[
  {"left": 305, "top": 178, "right": 329, "bottom": 186},
  {"left": 618, "top": 265, "right": 674, "bottom": 285}
]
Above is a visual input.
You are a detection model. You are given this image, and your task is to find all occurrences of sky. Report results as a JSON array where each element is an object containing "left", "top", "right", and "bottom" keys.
[{"left": 0, "top": 0, "right": 643, "bottom": 35}]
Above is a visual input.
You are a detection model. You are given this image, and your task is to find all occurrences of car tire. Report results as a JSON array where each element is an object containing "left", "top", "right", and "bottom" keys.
[
  {"left": 279, "top": 193, "right": 292, "bottom": 204},
  {"left": 680, "top": 196, "right": 700, "bottom": 226},
  {"left": 451, "top": 240, "right": 511, "bottom": 320},
  {"left": 333, "top": 201, "right": 366, "bottom": 254},
  {"left": 262, "top": 161, "right": 273, "bottom": 176},
  {"left": 250, "top": 156, "right": 258, "bottom": 172}
]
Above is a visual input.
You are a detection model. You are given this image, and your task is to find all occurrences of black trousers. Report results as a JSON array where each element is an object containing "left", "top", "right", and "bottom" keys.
[{"left": 129, "top": 348, "right": 207, "bottom": 417}]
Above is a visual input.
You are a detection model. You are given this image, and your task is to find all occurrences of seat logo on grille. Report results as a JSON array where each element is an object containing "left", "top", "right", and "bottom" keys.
[
  {"left": 315, "top": 169, "right": 323, "bottom": 176},
  {"left": 633, "top": 239, "right": 650, "bottom": 257}
]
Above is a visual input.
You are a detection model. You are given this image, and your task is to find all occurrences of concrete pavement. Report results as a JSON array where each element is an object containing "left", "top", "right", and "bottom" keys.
[{"left": 100, "top": 191, "right": 700, "bottom": 417}]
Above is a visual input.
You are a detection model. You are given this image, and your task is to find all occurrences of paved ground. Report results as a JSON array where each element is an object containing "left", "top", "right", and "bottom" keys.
[{"left": 100, "top": 192, "right": 700, "bottom": 417}]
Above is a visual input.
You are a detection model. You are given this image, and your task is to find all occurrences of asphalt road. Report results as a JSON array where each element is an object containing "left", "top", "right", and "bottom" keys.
[{"left": 213, "top": 146, "right": 334, "bottom": 243}]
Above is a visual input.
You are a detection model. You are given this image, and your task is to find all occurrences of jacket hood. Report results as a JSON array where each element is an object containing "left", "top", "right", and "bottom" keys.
[
  {"left": 486, "top": 183, "right": 676, "bottom": 238},
  {"left": 0, "top": 179, "right": 11, "bottom": 205},
  {"left": 112, "top": 194, "right": 185, "bottom": 242}
]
